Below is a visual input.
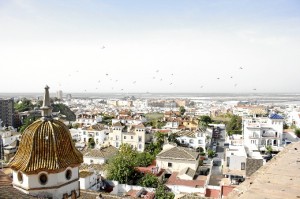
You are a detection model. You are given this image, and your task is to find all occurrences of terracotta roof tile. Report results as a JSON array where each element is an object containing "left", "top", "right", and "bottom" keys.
[{"left": 166, "top": 172, "right": 205, "bottom": 187}]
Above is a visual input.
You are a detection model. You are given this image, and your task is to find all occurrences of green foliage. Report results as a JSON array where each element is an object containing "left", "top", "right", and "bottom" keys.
[
  {"left": 145, "top": 142, "right": 162, "bottom": 157},
  {"left": 145, "top": 113, "right": 164, "bottom": 120},
  {"left": 52, "top": 104, "right": 76, "bottom": 121},
  {"left": 198, "top": 115, "right": 212, "bottom": 127},
  {"left": 226, "top": 115, "right": 242, "bottom": 135},
  {"left": 88, "top": 138, "right": 96, "bottom": 149},
  {"left": 179, "top": 106, "right": 186, "bottom": 116},
  {"left": 167, "top": 133, "right": 180, "bottom": 145},
  {"left": 135, "top": 152, "right": 154, "bottom": 167},
  {"left": 295, "top": 128, "right": 300, "bottom": 138},
  {"left": 283, "top": 122, "right": 289, "bottom": 129},
  {"left": 266, "top": 145, "right": 273, "bottom": 154},
  {"left": 19, "top": 116, "right": 38, "bottom": 133},
  {"left": 14, "top": 98, "right": 34, "bottom": 112},
  {"left": 138, "top": 173, "right": 159, "bottom": 188},
  {"left": 196, "top": 147, "right": 204, "bottom": 153},
  {"left": 207, "top": 149, "right": 216, "bottom": 158},
  {"left": 154, "top": 132, "right": 166, "bottom": 147},
  {"left": 106, "top": 144, "right": 137, "bottom": 184},
  {"left": 155, "top": 183, "right": 175, "bottom": 199}
]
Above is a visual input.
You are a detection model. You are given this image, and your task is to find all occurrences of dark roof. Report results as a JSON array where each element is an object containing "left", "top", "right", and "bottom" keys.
[
  {"left": 269, "top": 114, "right": 284, "bottom": 120},
  {"left": 83, "top": 146, "right": 118, "bottom": 158}
]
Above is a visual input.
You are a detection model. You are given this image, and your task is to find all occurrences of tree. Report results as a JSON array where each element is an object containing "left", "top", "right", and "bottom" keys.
[
  {"left": 145, "top": 142, "right": 162, "bottom": 157},
  {"left": 167, "top": 133, "right": 180, "bottom": 145},
  {"left": 138, "top": 173, "right": 159, "bottom": 188},
  {"left": 154, "top": 132, "right": 166, "bottom": 148},
  {"left": 155, "top": 183, "right": 174, "bottom": 199},
  {"left": 198, "top": 115, "right": 212, "bottom": 127},
  {"left": 52, "top": 103, "right": 76, "bottom": 121},
  {"left": 88, "top": 138, "right": 95, "bottom": 149},
  {"left": 106, "top": 144, "right": 137, "bottom": 184},
  {"left": 14, "top": 98, "right": 34, "bottom": 112},
  {"left": 266, "top": 145, "right": 273, "bottom": 154},
  {"left": 207, "top": 149, "right": 216, "bottom": 158},
  {"left": 295, "top": 128, "right": 300, "bottom": 138},
  {"left": 226, "top": 115, "right": 242, "bottom": 135},
  {"left": 135, "top": 152, "right": 154, "bottom": 167},
  {"left": 179, "top": 106, "right": 186, "bottom": 116},
  {"left": 19, "top": 116, "right": 38, "bottom": 133}
]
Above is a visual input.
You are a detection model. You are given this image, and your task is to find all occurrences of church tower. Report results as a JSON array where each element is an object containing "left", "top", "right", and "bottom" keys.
[{"left": 9, "top": 86, "right": 83, "bottom": 199}]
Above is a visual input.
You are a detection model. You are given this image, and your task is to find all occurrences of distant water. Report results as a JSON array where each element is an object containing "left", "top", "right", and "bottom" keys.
[{"left": 1, "top": 92, "right": 300, "bottom": 105}]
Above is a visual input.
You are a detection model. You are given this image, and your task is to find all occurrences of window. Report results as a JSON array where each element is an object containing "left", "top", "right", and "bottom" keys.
[
  {"left": 198, "top": 140, "right": 202, "bottom": 144},
  {"left": 116, "top": 135, "right": 119, "bottom": 140},
  {"left": 138, "top": 144, "right": 142, "bottom": 149},
  {"left": 124, "top": 136, "right": 126, "bottom": 139},
  {"left": 131, "top": 136, "right": 133, "bottom": 139},
  {"left": 138, "top": 136, "right": 142, "bottom": 142},
  {"left": 96, "top": 132, "right": 99, "bottom": 136},
  {"left": 83, "top": 131, "right": 86, "bottom": 135},
  {"left": 168, "top": 162, "right": 172, "bottom": 167},
  {"left": 83, "top": 138, "right": 86, "bottom": 142},
  {"left": 65, "top": 169, "right": 72, "bottom": 180},
  {"left": 17, "top": 172, "right": 23, "bottom": 183},
  {"left": 189, "top": 139, "right": 194, "bottom": 144},
  {"left": 241, "top": 162, "right": 245, "bottom": 170},
  {"left": 116, "top": 142, "right": 119, "bottom": 147},
  {"left": 90, "top": 159, "right": 94, "bottom": 164},
  {"left": 39, "top": 173, "right": 48, "bottom": 185}
]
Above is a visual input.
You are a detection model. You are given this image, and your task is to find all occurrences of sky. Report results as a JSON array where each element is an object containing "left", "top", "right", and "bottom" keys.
[{"left": 0, "top": 0, "right": 299, "bottom": 93}]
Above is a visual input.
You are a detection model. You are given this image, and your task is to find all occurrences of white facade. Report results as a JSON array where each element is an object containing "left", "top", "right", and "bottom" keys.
[
  {"left": 225, "top": 146, "right": 247, "bottom": 171},
  {"left": 286, "top": 110, "right": 300, "bottom": 128},
  {"left": 12, "top": 167, "right": 80, "bottom": 198},
  {"left": 0, "top": 129, "right": 20, "bottom": 146},
  {"left": 176, "top": 131, "right": 207, "bottom": 151},
  {"left": 243, "top": 114, "right": 284, "bottom": 150},
  {"left": 78, "top": 128, "right": 109, "bottom": 147},
  {"left": 79, "top": 172, "right": 97, "bottom": 190}
]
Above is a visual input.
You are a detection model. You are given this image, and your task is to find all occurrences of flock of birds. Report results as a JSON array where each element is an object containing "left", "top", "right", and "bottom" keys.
[{"left": 60, "top": 45, "right": 257, "bottom": 93}]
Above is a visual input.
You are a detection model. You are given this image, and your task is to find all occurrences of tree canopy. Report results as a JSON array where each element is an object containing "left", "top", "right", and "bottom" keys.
[
  {"left": 14, "top": 98, "right": 34, "bottom": 112},
  {"left": 225, "top": 115, "right": 242, "bottom": 135},
  {"left": 155, "top": 183, "right": 174, "bottom": 199},
  {"left": 106, "top": 144, "right": 137, "bottom": 184},
  {"left": 179, "top": 106, "right": 186, "bottom": 116},
  {"left": 138, "top": 173, "right": 159, "bottom": 188},
  {"left": 198, "top": 115, "right": 212, "bottom": 127}
]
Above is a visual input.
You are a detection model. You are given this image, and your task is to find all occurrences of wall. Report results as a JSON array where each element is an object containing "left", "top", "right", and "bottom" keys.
[
  {"left": 79, "top": 173, "right": 97, "bottom": 190},
  {"left": 156, "top": 158, "right": 198, "bottom": 172},
  {"left": 13, "top": 167, "right": 79, "bottom": 189},
  {"left": 229, "top": 156, "right": 246, "bottom": 171},
  {"left": 83, "top": 157, "right": 105, "bottom": 165}
]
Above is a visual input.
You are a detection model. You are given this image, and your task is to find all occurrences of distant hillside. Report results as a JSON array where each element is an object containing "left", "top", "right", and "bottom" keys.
[{"left": 52, "top": 104, "right": 76, "bottom": 121}]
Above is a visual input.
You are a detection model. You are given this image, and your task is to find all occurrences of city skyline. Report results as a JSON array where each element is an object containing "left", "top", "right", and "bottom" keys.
[{"left": 0, "top": 0, "right": 299, "bottom": 93}]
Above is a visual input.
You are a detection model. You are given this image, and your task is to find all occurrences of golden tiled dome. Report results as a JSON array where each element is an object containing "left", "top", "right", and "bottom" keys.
[{"left": 9, "top": 86, "right": 83, "bottom": 174}]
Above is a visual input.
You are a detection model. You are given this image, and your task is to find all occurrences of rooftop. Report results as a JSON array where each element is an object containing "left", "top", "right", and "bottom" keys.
[
  {"left": 227, "top": 141, "right": 300, "bottom": 199},
  {"left": 166, "top": 172, "right": 206, "bottom": 187},
  {"left": 156, "top": 146, "right": 199, "bottom": 161}
]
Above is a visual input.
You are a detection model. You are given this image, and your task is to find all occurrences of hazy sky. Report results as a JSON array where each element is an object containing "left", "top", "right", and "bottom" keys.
[{"left": 0, "top": 0, "right": 299, "bottom": 93}]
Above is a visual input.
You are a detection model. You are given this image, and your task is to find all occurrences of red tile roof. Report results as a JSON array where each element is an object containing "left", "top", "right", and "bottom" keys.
[
  {"left": 222, "top": 185, "right": 235, "bottom": 197},
  {"left": 166, "top": 172, "right": 205, "bottom": 187},
  {"left": 205, "top": 188, "right": 220, "bottom": 198}
]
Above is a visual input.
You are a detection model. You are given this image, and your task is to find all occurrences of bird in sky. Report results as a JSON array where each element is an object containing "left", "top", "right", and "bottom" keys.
[
  {"left": 253, "top": 88, "right": 257, "bottom": 91},
  {"left": 171, "top": 73, "right": 173, "bottom": 76},
  {"left": 98, "top": 80, "right": 100, "bottom": 83},
  {"left": 101, "top": 46, "right": 105, "bottom": 49},
  {"left": 230, "top": 76, "right": 233, "bottom": 79},
  {"left": 106, "top": 73, "right": 109, "bottom": 76},
  {"left": 217, "top": 77, "right": 220, "bottom": 80},
  {"left": 169, "top": 83, "right": 173, "bottom": 85},
  {"left": 239, "top": 67, "right": 243, "bottom": 69},
  {"left": 200, "top": 85, "right": 203, "bottom": 88},
  {"left": 133, "top": 81, "right": 136, "bottom": 84},
  {"left": 153, "top": 77, "right": 156, "bottom": 79},
  {"left": 156, "top": 70, "right": 159, "bottom": 73},
  {"left": 234, "top": 83, "right": 238, "bottom": 87},
  {"left": 160, "top": 78, "right": 163, "bottom": 81}
]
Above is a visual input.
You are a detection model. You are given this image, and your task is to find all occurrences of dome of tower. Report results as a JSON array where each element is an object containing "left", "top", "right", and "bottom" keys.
[{"left": 9, "top": 86, "right": 83, "bottom": 174}]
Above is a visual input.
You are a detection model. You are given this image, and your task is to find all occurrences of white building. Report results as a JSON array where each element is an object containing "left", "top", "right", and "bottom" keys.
[
  {"left": 83, "top": 146, "right": 118, "bottom": 165},
  {"left": 79, "top": 171, "right": 97, "bottom": 190},
  {"left": 225, "top": 145, "right": 247, "bottom": 171},
  {"left": 242, "top": 114, "right": 284, "bottom": 151},
  {"left": 78, "top": 124, "right": 110, "bottom": 147},
  {"left": 176, "top": 128, "right": 208, "bottom": 151},
  {"left": 0, "top": 127, "right": 20, "bottom": 146},
  {"left": 156, "top": 144, "right": 200, "bottom": 173}
]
